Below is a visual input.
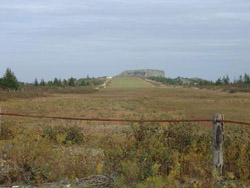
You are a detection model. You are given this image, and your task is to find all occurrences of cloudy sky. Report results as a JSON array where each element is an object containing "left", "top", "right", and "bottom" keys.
[{"left": 0, "top": 0, "right": 250, "bottom": 82}]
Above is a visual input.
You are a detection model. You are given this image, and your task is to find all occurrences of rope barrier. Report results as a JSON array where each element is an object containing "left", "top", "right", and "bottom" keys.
[{"left": 0, "top": 112, "right": 250, "bottom": 125}]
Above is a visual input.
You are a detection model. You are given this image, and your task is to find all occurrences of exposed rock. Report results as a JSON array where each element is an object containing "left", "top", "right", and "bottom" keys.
[{"left": 119, "top": 69, "right": 165, "bottom": 77}]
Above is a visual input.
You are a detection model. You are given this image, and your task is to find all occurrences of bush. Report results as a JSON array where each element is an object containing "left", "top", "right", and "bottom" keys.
[
  {"left": 0, "top": 124, "right": 14, "bottom": 140},
  {"left": 0, "top": 132, "right": 101, "bottom": 184},
  {"left": 0, "top": 86, "right": 98, "bottom": 101},
  {"left": 103, "top": 122, "right": 250, "bottom": 187},
  {"left": 41, "top": 125, "right": 84, "bottom": 144}
]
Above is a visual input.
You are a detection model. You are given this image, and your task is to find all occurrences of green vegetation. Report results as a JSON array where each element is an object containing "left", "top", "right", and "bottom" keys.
[
  {"left": 232, "top": 73, "right": 250, "bottom": 84},
  {"left": 0, "top": 69, "right": 105, "bottom": 101},
  {"left": 104, "top": 122, "right": 249, "bottom": 187},
  {"left": 35, "top": 76, "right": 104, "bottom": 87},
  {"left": 149, "top": 73, "right": 250, "bottom": 87},
  {"left": 148, "top": 76, "right": 213, "bottom": 86},
  {"left": 41, "top": 125, "right": 84, "bottom": 144},
  {"left": 149, "top": 73, "right": 250, "bottom": 93},
  {"left": 0, "top": 124, "right": 101, "bottom": 184},
  {"left": 0, "top": 85, "right": 98, "bottom": 101},
  {"left": 0, "top": 68, "right": 19, "bottom": 90},
  {"left": 0, "top": 117, "right": 249, "bottom": 186},
  {"left": 109, "top": 77, "right": 153, "bottom": 88}
]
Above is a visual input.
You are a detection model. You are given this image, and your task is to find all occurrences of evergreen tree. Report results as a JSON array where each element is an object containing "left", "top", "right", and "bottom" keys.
[
  {"left": 63, "top": 79, "right": 68, "bottom": 87},
  {"left": 48, "top": 81, "right": 53, "bottom": 86},
  {"left": 0, "top": 68, "right": 19, "bottom": 90},
  {"left": 244, "top": 73, "right": 250, "bottom": 84},
  {"left": 58, "top": 79, "right": 62, "bottom": 87},
  {"left": 222, "top": 75, "right": 230, "bottom": 85},
  {"left": 215, "top": 78, "right": 223, "bottom": 86},
  {"left": 34, "top": 78, "right": 39, "bottom": 86},
  {"left": 40, "top": 79, "right": 46, "bottom": 86},
  {"left": 68, "top": 77, "right": 76, "bottom": 87},
  {"left": 53, "top": 78, "right": 62, "bottom": 86},
  {"left": 0, "top": 78, "right": 3, "bottom": 88},
  {"left": 80, "top": 79, "right": 86, "bottom": 86}
]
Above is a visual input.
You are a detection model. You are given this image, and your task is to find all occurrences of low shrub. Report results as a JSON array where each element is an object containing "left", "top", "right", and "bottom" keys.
[
  {"left": 0, "top": 86, "right": 98, "bottom": 101},
  {"left": 0, "top": 132, "right": 101, "bottom": 184},
  {"left": 0, "top": 121, "right": 249, "bottom": 186},
  {"left": 103, "top": 122, "right": 250, "bottom": 187},
  {"left": 0, "top": 123, "right": 15, "bottom": 140},
  {"left": 41, "top": 125, "right": 84, "bottom": 144}
]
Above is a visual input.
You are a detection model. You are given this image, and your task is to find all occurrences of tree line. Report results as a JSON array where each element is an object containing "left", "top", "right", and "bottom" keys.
[
  {"left": 215, "top": 73, "right": 250, "bottom": 85},
  {"left": 0, "top": 68, "right": 104, "bottom": 90},
  {"left": 1, "top": 68, "right": 249, "bottom": 90},
  {"left": 33, "top": 76, "right": 103, "bottom": 87},
  {"left": 149, "top": 73, "right": 250, "bottom": 86}
]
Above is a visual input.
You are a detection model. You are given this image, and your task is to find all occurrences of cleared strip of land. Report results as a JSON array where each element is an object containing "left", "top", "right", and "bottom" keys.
[{"left": 107, "top": 77, "right": 154, "bottom": 89}]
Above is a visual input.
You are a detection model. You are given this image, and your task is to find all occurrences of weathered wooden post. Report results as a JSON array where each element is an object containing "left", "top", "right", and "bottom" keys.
[{"left": 212, "top": 114, "right": 224, "bottom": 176}]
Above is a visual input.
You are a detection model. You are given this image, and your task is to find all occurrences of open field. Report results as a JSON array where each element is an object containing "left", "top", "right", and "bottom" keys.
[
  {"left": 0, "top": 86, "right": 98, "bottom": 101},
  {"left": 108, "top": 77, "right": 154, "bottom": 89},
  {"left": 0, "top": 77, "right": 250, "bottom": 187},
  {"left": 2, "top": 77, "right": 250, "bottom": 123}
]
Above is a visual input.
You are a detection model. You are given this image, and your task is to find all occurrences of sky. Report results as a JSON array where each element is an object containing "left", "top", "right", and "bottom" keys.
[{"left": 0, "top": 0, "right": 250, "bottom": 82}]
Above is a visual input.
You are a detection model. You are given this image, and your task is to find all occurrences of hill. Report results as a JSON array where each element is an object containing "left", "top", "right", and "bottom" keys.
[
  {"left": 108, "top": 77, "right": 154, "bottom": 88},
  {"left": 119, "top": 69, "right": 165, "bottom": 77}
]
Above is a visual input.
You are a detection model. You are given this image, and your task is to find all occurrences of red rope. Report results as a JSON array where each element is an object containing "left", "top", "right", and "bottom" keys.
[
  {"left": 1, "top": 112, "right": 250, "bottom": 125},
  {"left": 217, "top": 120, "right": 250, "bottom": 126}
]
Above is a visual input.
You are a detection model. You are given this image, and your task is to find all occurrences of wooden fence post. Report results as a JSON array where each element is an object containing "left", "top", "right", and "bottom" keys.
[{"left": 212, "top": 114, "right": 224, "bottom": 176}]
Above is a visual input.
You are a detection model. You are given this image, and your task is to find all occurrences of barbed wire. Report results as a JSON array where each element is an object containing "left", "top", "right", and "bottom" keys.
[{"left": 1, "top": 112, "right": 250, "bottom": 126}]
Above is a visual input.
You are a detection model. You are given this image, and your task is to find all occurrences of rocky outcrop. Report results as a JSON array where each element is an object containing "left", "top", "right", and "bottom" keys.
[{"left": 119, "top": 69, "right": 165, "bottom": 77}]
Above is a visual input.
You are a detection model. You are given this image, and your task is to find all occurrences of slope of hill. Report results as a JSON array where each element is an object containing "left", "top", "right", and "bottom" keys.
[{"left": 108, "top": 77, "right": 154, "bottom": 89}]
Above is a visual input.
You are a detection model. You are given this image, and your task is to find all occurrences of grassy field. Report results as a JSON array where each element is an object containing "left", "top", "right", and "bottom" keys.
[
  {"left": 0, "top": 77, "right": 250, "bottom": 187},
  {"left": 108, "top": 77, "right": 154, "bottom": 89}
]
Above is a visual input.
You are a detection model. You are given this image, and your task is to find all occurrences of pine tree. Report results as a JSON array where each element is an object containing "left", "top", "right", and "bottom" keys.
[
  {"left": 34, "top": 78, "right": 39, "bottom": 86},
  {"left": 80, "top": 79, "right": 86, "bottom": 86},
  {"left": 48, "top": 81, "right": 53, "bottom": 86},
  {"left": 0, "top": 68, "right": 19, "bottom": 90},
  {"left": 222, "top": 75, "right": 230, "bottom": 85},
  {"left": 53, "top": 78, "right": 60, "bottom": 86},
  {"left": 68, "top": 77, "right": 76, "bottom": 87},
  {"left": 215, "top": 78, "right": 223, "bottom": 86},
  {"left": 40, "top": 79, "right": 46, "bottom": 86},
  {"left": 63, "top": 79, "right": 68, "bottom": 87},
  {"left": 0, "top": 78, "right": 3, "bottom": 88},
  {"left": 244, "top": 73, "right": 250, "bottom": 84},
  {"left": 58, "top": 79, "right": 62, "bottom": 87}
]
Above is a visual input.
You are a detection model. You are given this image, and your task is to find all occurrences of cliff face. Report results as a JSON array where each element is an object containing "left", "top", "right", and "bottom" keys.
[{"left": 119, "top": 69, "right": 165, "bottom": 77}]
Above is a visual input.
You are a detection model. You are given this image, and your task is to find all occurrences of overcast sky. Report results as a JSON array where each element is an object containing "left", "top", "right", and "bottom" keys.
[{"left": 0, "top": 0, "right": 250, "bottom": 82}]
